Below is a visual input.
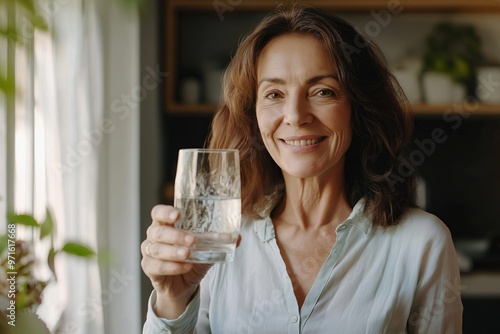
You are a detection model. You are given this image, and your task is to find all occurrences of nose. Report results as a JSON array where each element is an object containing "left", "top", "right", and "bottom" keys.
[{"left": 283, "top": 94, "right": 314, "bottom": 127}]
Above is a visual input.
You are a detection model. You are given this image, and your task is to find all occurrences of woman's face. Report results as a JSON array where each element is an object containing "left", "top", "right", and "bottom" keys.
[{"left": 255, "top": 33, "right": 352, "bottom": 179}]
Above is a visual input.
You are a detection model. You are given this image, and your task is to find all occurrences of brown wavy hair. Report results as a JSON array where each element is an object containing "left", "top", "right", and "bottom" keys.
[{"left": 208, "top": 5, "right": 416, "bottom": 227}]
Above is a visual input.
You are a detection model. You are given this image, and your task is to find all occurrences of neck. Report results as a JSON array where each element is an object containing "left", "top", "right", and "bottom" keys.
[{"left": 272, "top": 165, "right": 351, "bottom": 231}]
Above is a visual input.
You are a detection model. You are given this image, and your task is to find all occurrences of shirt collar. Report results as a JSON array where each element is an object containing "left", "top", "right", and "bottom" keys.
[
  {"left": 254, "top": 216, "right": 276, "bottom": 243},
  {"left": 340, "top": 197, "right": 372, "bottom": 236},
  {"left": 253, "top": 197, "right": 372, "bottom": 243},
  {"left": 253, "top": 191, "right": 281, "bottom": 243}
]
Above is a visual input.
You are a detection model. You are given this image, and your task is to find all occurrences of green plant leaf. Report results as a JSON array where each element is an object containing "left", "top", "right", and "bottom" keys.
[
  {"left": 0, "top": 73, "right": 15, "bottom": 97},
  {"left": 61, "top": 242, "right": 95, "bottom": 257},
  {"left": 7, "top": 213, "right": 39, "bottom": 226},
  {"left": 16, "top": 0, "right": 49, "bottom": 29},
  {"left": 47, "top": 247, "right": 57, "bottom": 280},
  {"left": 421, "top": 21, "right": 484, "bottom": 83},
  {"left": 40, "top": 208, "right": 54, "bottom": 240},
  {"left": 16, "top": 0, "right": 37, "bottom": 15},
  {"left": 118, "top": 0, "right": 144, "bottom": 8},
  {"left": 0, "top": 27, "right": 22, "bottom": 42},
  {"left": 0, "top": 235, "right": 8, "bottom": 255}
]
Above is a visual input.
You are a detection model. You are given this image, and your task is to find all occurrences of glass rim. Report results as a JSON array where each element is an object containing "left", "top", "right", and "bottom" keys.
[{"left": 178, "top": 148, "right": 239, "bottom": 153}]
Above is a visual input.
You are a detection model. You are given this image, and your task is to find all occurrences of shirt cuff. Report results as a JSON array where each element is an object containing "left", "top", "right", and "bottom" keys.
[{"left": 143, "top": 288, "right": 200, "bottom": 334}]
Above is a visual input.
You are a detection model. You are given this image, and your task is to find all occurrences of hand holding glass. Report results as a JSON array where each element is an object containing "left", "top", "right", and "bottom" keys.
[{"left": 174, "top": 149, "right": 241, "bottom": 263}]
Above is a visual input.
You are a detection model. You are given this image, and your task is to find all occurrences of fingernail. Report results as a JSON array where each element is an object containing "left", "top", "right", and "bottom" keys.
[
  {"left": 184, "top": 234, "right": 195, "bottom": 244},
  {"left": 177, "top": 248, "right": 188, "bottom": 257},
  {"left": 169, "top": 211, "right": 179, "bottom": 220}
]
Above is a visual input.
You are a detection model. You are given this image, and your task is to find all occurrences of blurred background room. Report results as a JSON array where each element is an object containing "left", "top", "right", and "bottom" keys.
[{"left": 1, "top": 0, "right": 500, "bottom": 333}]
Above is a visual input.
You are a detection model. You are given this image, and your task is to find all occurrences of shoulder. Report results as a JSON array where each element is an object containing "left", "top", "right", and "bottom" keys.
[
  {"left": 381, "top": 207, "right": 453, "bottom": 252},
  {"left": 395, "top": 208, "right": 451, "bottom": 240},
  {"left": 367, "top": 208, "right": 458, "bottom": 274},
  {"left": 367, "top": 207, "right": 452, "bottom": 249}
]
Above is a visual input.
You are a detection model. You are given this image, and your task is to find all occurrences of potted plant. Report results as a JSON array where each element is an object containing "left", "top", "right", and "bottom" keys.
[
  {"left": 421, "top": 22, "right": 484, "bottom": 103},
  {"left": 0, "top": 210, "right": 96, "bottom": 333}
]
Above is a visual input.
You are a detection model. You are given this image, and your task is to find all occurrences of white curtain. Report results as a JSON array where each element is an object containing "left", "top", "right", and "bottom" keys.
[
  {"left": 35, "top": 0, "right": 104, "bottom": 332},
  {"left": 7, "top": 0, "right": 141, "bottom": 333}
]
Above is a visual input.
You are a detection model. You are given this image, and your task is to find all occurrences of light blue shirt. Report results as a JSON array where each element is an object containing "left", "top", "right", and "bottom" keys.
[{"left": 143, "top": 199, "right": 463, "bottom": 333}]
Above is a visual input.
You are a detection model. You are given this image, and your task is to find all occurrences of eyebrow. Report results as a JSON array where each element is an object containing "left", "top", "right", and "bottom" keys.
[{"left": 257, "top": 74, "right": 339, "bottom": 87}]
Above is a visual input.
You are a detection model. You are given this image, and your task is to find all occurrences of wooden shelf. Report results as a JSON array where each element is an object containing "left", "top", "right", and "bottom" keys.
[
  {"left": 167, "top": 0, "right": 500, "bottom": 12},
  {"left": 461, "top": 271, "right": 500, "bottom": 297},
  {"left": 166, "top": 102, "right": 218, "bottom": 115},
  {"left": 412, "top": 103, "right": 500, "bottom": 116},
  {"left": 165, "top": 0, "right": 500, "bottom": 115}
]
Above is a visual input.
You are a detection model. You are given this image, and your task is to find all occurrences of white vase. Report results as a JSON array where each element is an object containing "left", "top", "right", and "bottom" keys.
[
  {"left": 452, "top": 82, "right": 466, "bottom": 102},
  {"left": 422, "top": 72, "right": 454, "bottom": 104},
  {"left": 204, "top": 68, "right": 224, "bottom": 103},
  {"left": 202, "top": 60, "right": 224, "bottom": 104},
  {"left": 476, "top": 66, "right": 500, "bottom": 104},
  {"left": 394, "top": 69, "right": 421, "bottom": 103},
  {"left": 393, "top": 57, "right": 422, "bottom": 103}
]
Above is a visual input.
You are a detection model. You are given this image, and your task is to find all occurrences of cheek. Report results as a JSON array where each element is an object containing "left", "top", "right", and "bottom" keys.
[
  {"left": 256, "top": 106, "right": 282, "bottom": 140},
  {"left": 338, "top": 118, "right": 353, "bottom": 147},
  {"left": 325, "top": 111, "right": 353, "bottom": 153},
  {"left": 338, "top": 116, "right": 352, "bottom": 142},
  {"left": 325, "top": 129, "right": 352, "bottom": 162},
  {"left": 336, "top": 130, "right": 352, "bottom": 153}
]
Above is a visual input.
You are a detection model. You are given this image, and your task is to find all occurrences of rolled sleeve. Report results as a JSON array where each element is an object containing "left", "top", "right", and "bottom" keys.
[{"left": 142, "top": 289, "right": 200, "bottom": 334}]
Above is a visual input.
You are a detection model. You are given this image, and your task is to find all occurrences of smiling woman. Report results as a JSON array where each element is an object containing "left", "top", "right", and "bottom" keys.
[
  {"left": 142, "top": 4, "right": 463, "bottom": 333},
  {"left": 255, "top": 33, "right": 352, "bottom": 185}
]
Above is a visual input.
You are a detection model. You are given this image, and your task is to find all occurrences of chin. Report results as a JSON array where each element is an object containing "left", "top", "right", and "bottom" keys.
[{"left": 282, "top": 166, "right": 322, "bottom": 179}]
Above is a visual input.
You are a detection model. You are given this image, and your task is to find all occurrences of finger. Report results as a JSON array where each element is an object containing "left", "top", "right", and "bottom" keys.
[
  {"left": 141, "top": 257, "right": 193, "bottom": 277},
  {"left": 141, "top": 240, "right": 191, "bottom": 261},
  {"left": 151, "top": 205, "right": 180, "bottom": 226},
  {"left": 146, "top": 225, "right": 196, "bottom": 247}
]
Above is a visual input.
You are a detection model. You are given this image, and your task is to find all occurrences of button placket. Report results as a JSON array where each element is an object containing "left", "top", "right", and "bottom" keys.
[{"left": 332, "top": 225, "right": 350, "bottom": 261}]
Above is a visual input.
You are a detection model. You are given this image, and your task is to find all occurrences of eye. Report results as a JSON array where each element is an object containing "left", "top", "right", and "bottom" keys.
[
  {"left": 264, "top": 91, "right": 282, "bottom": 100},
  {"left": 316, "top": 89, "right": 336, "bottom": 97}
]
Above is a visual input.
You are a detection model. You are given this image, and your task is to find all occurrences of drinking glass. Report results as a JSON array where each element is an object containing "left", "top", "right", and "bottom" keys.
[{"left": 174, "top": 149, "right": 241, "bottom": 263}]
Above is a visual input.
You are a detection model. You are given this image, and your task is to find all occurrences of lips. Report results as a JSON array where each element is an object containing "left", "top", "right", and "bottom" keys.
[{"left": 282, "top": 136, "right": 326, "bottom": 147}]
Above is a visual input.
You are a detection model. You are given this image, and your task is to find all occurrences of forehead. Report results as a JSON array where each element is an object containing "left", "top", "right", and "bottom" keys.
[{"left": 256, "top": 33, "right": 336, "bottom": 77}]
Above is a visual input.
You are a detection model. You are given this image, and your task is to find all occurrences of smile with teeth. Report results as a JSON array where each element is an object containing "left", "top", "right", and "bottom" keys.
[{"left": 283, "top": 137, "right": 325, "bottom": 147}]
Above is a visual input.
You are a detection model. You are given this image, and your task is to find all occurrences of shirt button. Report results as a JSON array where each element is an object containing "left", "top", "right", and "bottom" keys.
[{"left": 290, "top": 315, "right": 298, "bottom": 323}]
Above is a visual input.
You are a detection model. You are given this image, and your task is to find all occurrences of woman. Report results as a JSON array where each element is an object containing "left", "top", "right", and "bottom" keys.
[{"left": 142, "top": 5, "right": 462, "bottom": 333}]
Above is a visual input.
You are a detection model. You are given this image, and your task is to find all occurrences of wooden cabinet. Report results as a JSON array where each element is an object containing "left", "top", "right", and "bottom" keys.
[{"left": 163, "top": 0, "right": 500, "bottom": 115}]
